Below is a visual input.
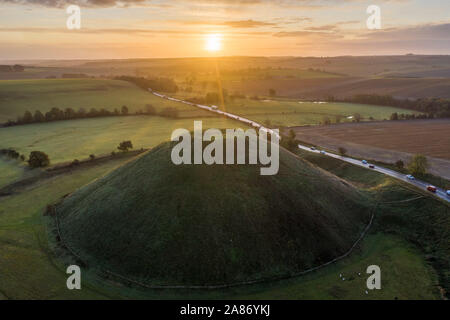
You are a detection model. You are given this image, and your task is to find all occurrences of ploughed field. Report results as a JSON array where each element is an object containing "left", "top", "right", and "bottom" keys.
[
  {"left": 292, "top": 119, "right": 450, "bottom": 160},
  {"left": 291, "top": 119, "right": 450, "bottom": 179}
]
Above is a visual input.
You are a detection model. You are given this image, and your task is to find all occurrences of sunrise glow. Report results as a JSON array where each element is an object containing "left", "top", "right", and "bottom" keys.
[{"left": 205, "top": 34, "right": 222, "bottom": 52}]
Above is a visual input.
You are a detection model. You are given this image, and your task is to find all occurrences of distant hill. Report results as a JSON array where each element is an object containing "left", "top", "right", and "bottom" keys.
[{"left": 57, "top": 140, "right": 372, "bottom": 286}]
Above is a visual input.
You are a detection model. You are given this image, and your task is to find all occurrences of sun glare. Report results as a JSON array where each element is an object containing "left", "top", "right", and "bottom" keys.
[{"left": 205, "top": 34, "right": 222, "bottom": 52}]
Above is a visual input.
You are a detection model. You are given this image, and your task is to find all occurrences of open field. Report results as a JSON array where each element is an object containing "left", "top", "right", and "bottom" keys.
[
  {"left": 0, "top": 127, "right": 447, "bottom": 299},
  {"left": 223, "top": 77, "right": 450, "bottom": 100},
  {"left": 212, "top": 98, "right": 420, "bottom": 127},
  {"left": 0, "top": 55, "right": 449, "bottom": 300},
  {"left": 5, "top": 56, "right": 450, "bottom": 100},
  {"left": 291, "top": 119, "right": 450, "bottom": 179},
  {"left": 0, "top": 159, "right": 27, "bottom": 189},
  {"left": 0, "top": 115, "right": 241, "bottom": 165},
  {"left": 9, "top": 55, "right": 450, "bottom": 78},
  {"left": 0, "top": 143, "right": 446, "bottom": 299},
  {"left": 0, "top": 79, "right": 213, "bottom": 123}
]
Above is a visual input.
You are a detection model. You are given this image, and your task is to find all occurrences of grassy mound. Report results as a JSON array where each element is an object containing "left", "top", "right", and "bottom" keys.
[{"left": 57, "top": 141, "right": 373, "bottom": 285}]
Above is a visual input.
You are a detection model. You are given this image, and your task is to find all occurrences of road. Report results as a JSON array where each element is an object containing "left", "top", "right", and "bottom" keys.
[
  {"left": 298, "top": 145, "right": 450, "bottom": 203},
  {"left": 150, "top": 89, "right": 449, "bottom": 204}
]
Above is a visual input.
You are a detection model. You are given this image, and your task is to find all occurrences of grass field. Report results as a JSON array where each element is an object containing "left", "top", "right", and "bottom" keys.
[
  {"left": 222, "top": 77, "right": 450, "bottom": 100},
  {"left": 0, "top": 79, "right": 212, "bottom": 123},
  {"left": 0, "top": 145, "right": 445, "bottom": 299},
  {"left": 216, "top": 98, "right": 420, "bottom": 127},
  {"left": 0, "top": 159, "right": 27, "bottom": 189},
  {"left": 0, "top": 115, "right": 242, "bottom": 165},
  {"left": 56, "top": 141, "right": 371, "bottom": 286}
]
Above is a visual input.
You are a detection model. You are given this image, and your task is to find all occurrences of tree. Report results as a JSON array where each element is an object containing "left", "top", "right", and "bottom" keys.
[
  {"left": 159, "top": 107, "right": 179, "bottom": 118},
  {"left": 395, "top": 160, "right": 404, "bottom": 169},
  {"left": 390, "top": 112, "right": 399, "bottom": 121},
  {"left": 322, "top": 116, "right": 331, "bottom": 125},
  {"left": 145, "top": 104, "right": 156, "bottom": 115},
  {"left": 338, "top": 147, "right": 347, "bottom": 156},
  {"left": 205, "top": 92, "right": 220, "bottom": 105},
  {"left": 269, "top": 88, "right": 276, "bottom": 97},
  {"left": 353, "top": 113, "right": 362, "bottom": 122},
  {"left": 33, "top": 110, "right": 45, "bottom": 122},
  {"left": 28, "top": 151, "right": 50, "bottom": 168},
  {"left": 22, "top": 110, "right": 33, "bottom": 123},
  {"left": 13, "top": 64, "right": 25, "bottom": 72},
  {"left": 89, "top": 108, "right": 99, "bottom": 117},
  {"left": 89, "top": 154, "right": 96, "bottom": 160},
  {"left": 121, "top": 105, "right": 129, "bottom": 115},
  {"left": 118, "top": 140, "right": 133, "bottom": 152},
  {"left": 408, "top": 154, "right": 428, "bottom": 176},
  {"left": 281, "top": 129, "right": 299, "bottom": 152}
]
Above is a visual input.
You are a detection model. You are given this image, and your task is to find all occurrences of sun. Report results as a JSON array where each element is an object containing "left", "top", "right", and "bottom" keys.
[{"left": 205, "top": 34, "right": 222, "bottom": 52}]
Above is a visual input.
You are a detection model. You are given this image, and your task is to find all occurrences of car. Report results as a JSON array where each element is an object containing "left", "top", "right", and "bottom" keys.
[
  {"left": 427, "top": 185, "right": 437, "bottom": 193},
  {"left": 310, "top": 147, "right": 316, "bottom": 151},
  {"left": 362, "top": 160, "right": 368, "bottom": 165},
  {"left": 446, "top": 190, "right": 450, "bottom": 197},
  {"left": 320, "top": 150, "right": 326, "bottom": 155},
  {"left": 406, "top": 174, "right": 415, "bottom": 180},
  {"left": 369, "top": 164, "right": 375, "bottom": 169}
]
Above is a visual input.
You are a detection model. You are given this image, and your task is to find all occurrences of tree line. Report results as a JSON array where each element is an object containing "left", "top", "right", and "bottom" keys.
[
  {"left": 1, "top": 140, "right": 135, "bottom": 170},
  {"left": 0, "top": 65, "right": 24, "bottom": 72},
  {"left": 116, "top": 76, "right": 178, "bottom": 93},
  {"left": 3, "top": 104, "right": 179, "bottom": 127}
]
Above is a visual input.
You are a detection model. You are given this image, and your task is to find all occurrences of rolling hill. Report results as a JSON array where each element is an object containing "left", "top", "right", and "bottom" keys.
[{"left": 56, "top": 139, "right": 373, "bottom": 286}]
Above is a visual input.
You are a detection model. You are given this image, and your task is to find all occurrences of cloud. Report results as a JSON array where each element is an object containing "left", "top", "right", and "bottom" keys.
[
  {"left": 0, "top": 0, "right": 148, "bottom": 8},
  {"left": 360, "top": 23, "right": 450, "bottom": 41},
  {"left": 182, "top": 19, "right": 276, "bottom": 28},
  {"left": 223, "top": 19, "right": 276, "bottom": 28}
]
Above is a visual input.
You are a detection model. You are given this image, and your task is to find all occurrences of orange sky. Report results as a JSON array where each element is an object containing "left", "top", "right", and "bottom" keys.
[{"left": 0, "top": 0, "right": 449, "bottom": 59}]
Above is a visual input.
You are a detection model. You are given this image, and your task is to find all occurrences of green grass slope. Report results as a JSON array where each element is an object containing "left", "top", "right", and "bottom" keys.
[{"left": 57, "top": 141, "right": 372, "bottom": 286}]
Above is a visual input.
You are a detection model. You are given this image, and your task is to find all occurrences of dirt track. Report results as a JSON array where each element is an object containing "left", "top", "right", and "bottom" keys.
[{"left": 291, "top": 119, "right": 450, "bottom": 179}]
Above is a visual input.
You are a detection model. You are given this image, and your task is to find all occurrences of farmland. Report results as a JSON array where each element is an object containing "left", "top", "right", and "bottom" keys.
[
  {"left": 0, "top": 143, "right": 446, "bottom": 299},
  {"left": 0, "top": 159, "right": 27, "bottom": 188},
  {"left": 222, "top": 77, "right": 450, "bottom": 100},
  {"left": 0, "top": 55, "right": 449, "bottom": 301},
  {"left": 215, "top": 98, "right": 420, "bottom": 127},
  {"left": 0, "top": 115, "right": 242, "bottom": 165},
  {"left": 0, "top": 79, "right": 212, "bottom": 123},
  {"left": 290, "top": 119, "right": 450, "bottom": 179}
]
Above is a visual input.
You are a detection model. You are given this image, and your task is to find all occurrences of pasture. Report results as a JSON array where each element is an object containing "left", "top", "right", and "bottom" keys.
[
  {"left": 220, "top": 98, "right": 420, "bottom": 127},
  {"left": 0, "top": 159, "right": 26, "bottom": 188},
  {"left": 0, "top": 115, "right": 242, "bottom": 165},
  {"left": 0, "top": 79, "right": 212, "bottom": 123},
  {"left": 0, "top": 146, "right": 444, "bottom": 299}
]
